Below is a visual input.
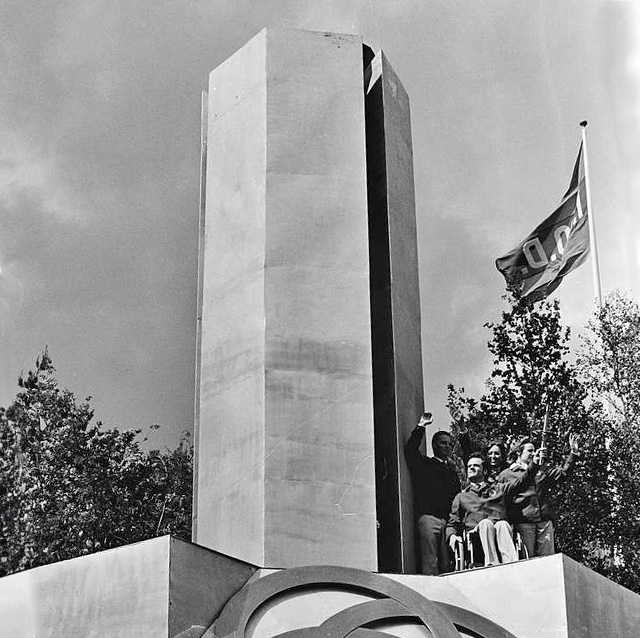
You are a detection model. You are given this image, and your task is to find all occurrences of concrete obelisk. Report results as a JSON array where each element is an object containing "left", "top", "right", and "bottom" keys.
[{"left": 193, "top": 28, "right": 423, "bottom": 573}]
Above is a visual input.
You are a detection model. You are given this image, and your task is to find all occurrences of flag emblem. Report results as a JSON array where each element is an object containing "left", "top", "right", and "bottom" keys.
[{"left": 496, "top": 144, "right": 590, "bottom": 300}]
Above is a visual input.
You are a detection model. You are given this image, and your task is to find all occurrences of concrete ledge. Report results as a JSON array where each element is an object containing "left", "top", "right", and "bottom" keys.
[
  {"left": 442, "top": 553, "right": 640, "bottom": 637},
  {"left": 1, "top": 541, "right": 638, "bottom": 638},
  {"left": 0, "top": 536, "right": 255, "bottom": 638}
]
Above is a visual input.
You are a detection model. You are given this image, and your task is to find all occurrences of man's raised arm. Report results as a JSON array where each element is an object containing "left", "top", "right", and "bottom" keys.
[
  {"left": 405, "top": 412, "right": 432, "bottom": 467},
  {"left": 542, "top": 433, "right": 582, "bottom": 486},
  {"left": 501, "top": 448, "right": 546, "bottom": 496}
]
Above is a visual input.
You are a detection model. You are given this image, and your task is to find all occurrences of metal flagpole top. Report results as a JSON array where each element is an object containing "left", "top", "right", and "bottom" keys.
[{"left": 579, "top": 120, "right": 603, "bottom": 307}]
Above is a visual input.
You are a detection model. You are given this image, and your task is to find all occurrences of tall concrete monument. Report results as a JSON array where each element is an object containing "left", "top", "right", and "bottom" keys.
[{"left": 193, "top": 28, "right": 423, "bottom": 573}]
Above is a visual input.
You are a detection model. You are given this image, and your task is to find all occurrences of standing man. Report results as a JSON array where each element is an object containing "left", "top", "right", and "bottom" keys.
[
  {"left": 498, "top": 433, "right": 581, "bottom": 558},
  {"left": 405, "top": 413, "right": 460, "bottom": 575}
]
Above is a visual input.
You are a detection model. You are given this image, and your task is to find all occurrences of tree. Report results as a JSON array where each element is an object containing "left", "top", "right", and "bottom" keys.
[
  {"left": 447, "top": 292, "right": 613, "bottom": 583},
  {"left": 578, "top": 291, "right": 640, "bottom": 590},
  {"left": 448, "top": 292, "right": 593, "bottom": 449},
  {"left": 579, "top": 290, "right": 640, "bottom": 429},
  {"left": 0, "top": 350, "right": 193, "bottom": 576}
]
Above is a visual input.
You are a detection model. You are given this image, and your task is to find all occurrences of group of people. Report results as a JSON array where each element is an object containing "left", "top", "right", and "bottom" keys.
[{"left": 405, "top": 412, "right": 581, "bottom": 576}]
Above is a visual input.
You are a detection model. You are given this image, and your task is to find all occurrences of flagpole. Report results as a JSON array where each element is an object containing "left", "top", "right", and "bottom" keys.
[{"left": 579, "top": 121, "right": 603, "bottom": 308}]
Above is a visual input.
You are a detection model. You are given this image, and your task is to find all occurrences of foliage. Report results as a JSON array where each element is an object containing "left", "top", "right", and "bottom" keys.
[
  {"left": 447, "top": 292, "right": 614, "bottom": 585},
  {"left": 577, "top": 291, "right": 640, "bottom": 591},
  {"left": 579, "top": 290, "right": 640, "bottom": 428},
  {"left": 0, "top": 350, "right": 192, "bottom": 576},
  {"left": 447, "top": 292, "right": 592, "bottom": 451}
]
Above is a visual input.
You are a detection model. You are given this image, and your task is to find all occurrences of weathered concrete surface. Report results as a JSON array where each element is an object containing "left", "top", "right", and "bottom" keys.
[
  {"left": 0, "top": 537, "right": 255, "bottom": 638},
  {"left": 444, "top": 554, "right": 640, "bottom": 638},
  {"left": 562, "top": 553, "right": 640, "bottom": 637},
  {"left": 0, "top": 537, "right": 169, "bottom": 638},
  {"left": 195, "top": 28, "right": 377, "bottom": 570},
  {"left": 251, "top": 567, "right": 485, "bottom": 637},
  {"left": 379, "top": 54, "right": 423, "bottom": 577},
  {"left": 365, "top": 50, "right": 423, "bottom": 574},
  {"left": 249, "top": 556, "right": 640, "bottom": 638},
  {"left": 1, "top": 542, "right": 638, "bottom": 638},
  {"left": 168, "top": 538, "right": 256, "bottom": 636},
  {"left": 195, "top": 28, "right": 268, "bottom": 568},
  {"left": 444, "top": 555, "right": 569, "bottom": 638}
]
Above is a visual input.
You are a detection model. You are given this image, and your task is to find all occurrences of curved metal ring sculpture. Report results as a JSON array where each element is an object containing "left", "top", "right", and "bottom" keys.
[{"left": 208, "top": 565, "right": 518, "bottom": 638}]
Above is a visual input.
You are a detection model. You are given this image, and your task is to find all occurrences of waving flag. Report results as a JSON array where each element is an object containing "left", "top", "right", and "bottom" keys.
[{"left": 496, "top": 144, "right": 590, "bottom": 301}]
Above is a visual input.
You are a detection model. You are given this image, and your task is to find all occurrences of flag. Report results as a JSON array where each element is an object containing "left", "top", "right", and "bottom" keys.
[{"left": 496, "top": 144, "right": 590, "bottom": 301}]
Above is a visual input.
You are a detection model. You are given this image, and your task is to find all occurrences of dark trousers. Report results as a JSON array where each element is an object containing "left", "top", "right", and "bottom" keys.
[
  {"left": 417, "top": 514, "right": 448, "bottom": 575},
  {"left": 515, "top": 521, "right": 555, "bottom": 557}
]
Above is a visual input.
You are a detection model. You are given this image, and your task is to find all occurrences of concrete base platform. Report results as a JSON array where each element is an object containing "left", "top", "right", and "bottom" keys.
[
  {"left": 0, "top": 536, "right": 255, "bottom": 638},
  {"left": 442, "top": 554, "right": 640, "bottom": 637},
  {"left": 0, "top": 537, "right": 638, "bottom": 637}
]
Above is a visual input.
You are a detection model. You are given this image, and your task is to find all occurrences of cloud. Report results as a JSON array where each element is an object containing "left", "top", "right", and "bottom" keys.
[
  {"left": 1, "top": 0, "right": 639, "bottom": 450},
  {"left": 0, "top": 0, "right": 207, "bottom": 442},
  {"left": 279, "top": 0, "right": 425, "bottom": 40},
  {"left": 280, "top": 0, "right": 366, "bottom": 32},
  {"left": 0, "top": 261, "right": 25, "bottom": 335},
  {"left": 624, "top": 1, "right": 640, "bottom": 292},
  {"left": 0, "top": 131, "right": 90, "bottom": 225}
]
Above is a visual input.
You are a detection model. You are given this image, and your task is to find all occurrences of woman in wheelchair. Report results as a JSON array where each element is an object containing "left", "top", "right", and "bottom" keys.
[{"left": 446, "top": 449, "right": 543, "bottom": 568}]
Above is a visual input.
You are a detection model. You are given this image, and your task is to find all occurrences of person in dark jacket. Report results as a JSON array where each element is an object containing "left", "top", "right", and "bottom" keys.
[
  {"left": 405, "top": 413, "right": 460, "bottom": 575},
  {"left": 446, "top": 451, "right": 540, "bottom": 566},
  {"left": 498, "top": 433, "right": 581, "bottom": 558}
]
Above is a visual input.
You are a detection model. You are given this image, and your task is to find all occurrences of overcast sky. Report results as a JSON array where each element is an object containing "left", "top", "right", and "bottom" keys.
[{"left": 1, "top": 0, "right": 638, "bottom": 450}]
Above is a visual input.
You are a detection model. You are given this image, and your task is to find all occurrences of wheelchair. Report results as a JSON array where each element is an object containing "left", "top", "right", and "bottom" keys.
[{"left": 451, "top": 524, "right": 529, "bottom": 571}]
